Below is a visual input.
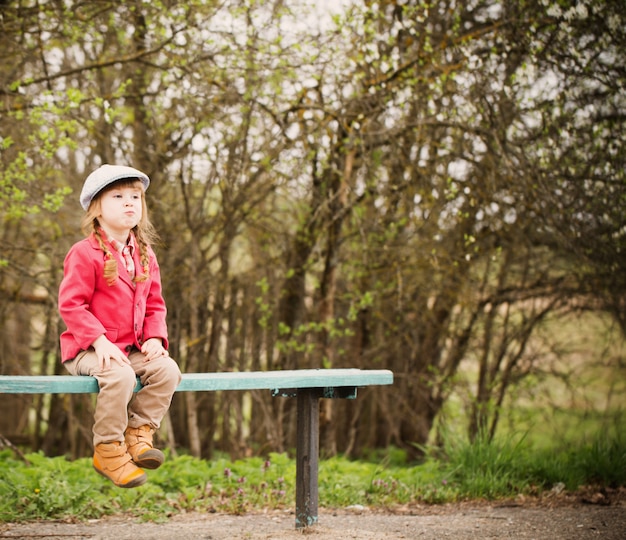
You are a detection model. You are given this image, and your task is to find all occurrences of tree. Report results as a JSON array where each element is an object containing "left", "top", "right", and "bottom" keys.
[{"left": 1, "top": 0, "right": 624, "bottom": 460}]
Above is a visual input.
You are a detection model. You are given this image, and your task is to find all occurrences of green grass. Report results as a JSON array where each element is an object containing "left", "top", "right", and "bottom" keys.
[{"left": 1, "top": 430, "right": 625, "bottom": 523}]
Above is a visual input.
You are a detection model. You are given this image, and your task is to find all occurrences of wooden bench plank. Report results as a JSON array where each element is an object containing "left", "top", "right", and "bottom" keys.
[
  {"left": 179, "top": 369, "right": 393, "bottom": 392},
  {"left": 0, "top": 369, "right": 393, "bottom": 394}
]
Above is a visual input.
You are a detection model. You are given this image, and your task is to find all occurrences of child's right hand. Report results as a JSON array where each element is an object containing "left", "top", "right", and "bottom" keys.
[{"left": 92, "top": 335, "right": 131, "bottom": 371}]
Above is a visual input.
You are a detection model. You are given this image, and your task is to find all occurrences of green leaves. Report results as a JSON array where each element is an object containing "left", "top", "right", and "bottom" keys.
[
  {"left": 0, "top": 85, "right": 83, "bottom": 221},
  {"left": 3, "top": 429, "right": 624, "bottom": 522}
]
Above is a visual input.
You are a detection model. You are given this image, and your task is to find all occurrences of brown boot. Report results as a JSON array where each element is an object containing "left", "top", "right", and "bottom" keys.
[
  {"left": 125, "top": 425, "right": 165, "bottom": 470},
  {"left": 93, "top": 442, "right": 147, "bottom": 488}
]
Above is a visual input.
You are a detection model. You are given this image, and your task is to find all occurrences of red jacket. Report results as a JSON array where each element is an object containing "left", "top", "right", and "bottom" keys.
[{"left": 58, "top": 233, "right": 169, "bottom": 362}]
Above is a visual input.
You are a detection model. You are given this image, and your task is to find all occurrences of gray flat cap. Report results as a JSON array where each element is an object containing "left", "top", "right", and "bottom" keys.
[{"left": 80, "top": 164, "right": 150, "bottom": 210}]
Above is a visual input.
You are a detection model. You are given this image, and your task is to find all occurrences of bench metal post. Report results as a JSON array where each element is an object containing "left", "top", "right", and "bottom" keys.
[{"left": 295, "top": 388, "right": 320, "bottom": 529}]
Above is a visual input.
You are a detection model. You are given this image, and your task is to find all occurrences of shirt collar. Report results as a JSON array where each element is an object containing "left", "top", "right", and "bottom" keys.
[{"left": 107, "top": 232, "right": 135, "bottom": 255}]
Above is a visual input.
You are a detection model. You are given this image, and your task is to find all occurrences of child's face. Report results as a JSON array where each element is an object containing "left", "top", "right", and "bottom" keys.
[{"left": 97, "top": 182, "right": 144, "bottom": 240}]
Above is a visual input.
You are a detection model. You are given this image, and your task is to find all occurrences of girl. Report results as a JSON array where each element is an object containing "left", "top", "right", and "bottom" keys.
[{"left": 58, "top": 164, "right": 181, "bottom": 488}]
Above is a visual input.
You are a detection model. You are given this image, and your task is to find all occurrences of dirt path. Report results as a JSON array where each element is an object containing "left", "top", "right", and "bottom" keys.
[{"left": 1, "top": 499, "right": 625, "bottom": 540}]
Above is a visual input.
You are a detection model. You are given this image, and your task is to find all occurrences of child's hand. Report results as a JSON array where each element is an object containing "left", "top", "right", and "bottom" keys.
[
  {"left": 141, "top": 338, "right": 169, "bottom": 362},
  {"left": 92, "top": 335, "right": 130, "bottom": 371}
]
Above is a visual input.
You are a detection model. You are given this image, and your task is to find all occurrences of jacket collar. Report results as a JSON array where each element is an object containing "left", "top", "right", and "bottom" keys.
[{"left": 87, "top": 232, "right": 146, "bottom": 289}]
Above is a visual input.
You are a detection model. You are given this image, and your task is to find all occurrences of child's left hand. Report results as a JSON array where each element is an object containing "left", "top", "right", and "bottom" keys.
[{"left": 141, "top": 338, "right": 169, "bottom": 362}]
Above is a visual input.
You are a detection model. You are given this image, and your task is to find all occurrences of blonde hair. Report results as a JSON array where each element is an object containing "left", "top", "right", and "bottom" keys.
[{"left": 80, "top": 178, "right": 160, "bottom": 286}]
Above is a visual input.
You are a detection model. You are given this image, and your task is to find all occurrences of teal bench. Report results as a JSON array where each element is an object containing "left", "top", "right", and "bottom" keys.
[{"left": 0, "top": 368, "right": 393, "bottom": 529}]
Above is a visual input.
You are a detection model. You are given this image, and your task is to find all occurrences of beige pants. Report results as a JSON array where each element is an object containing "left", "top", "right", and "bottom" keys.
[{"left": 64, "top": 349, "right": 182, "bottom": 447}]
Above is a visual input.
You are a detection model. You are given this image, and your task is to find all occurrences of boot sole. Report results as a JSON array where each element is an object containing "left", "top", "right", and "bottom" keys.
[
  {"left": 93, "top": 465, "right": 147, "bottom": 488},
  {"left": 132, "top": 449, "right": 164, "bottom": 470}
]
